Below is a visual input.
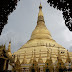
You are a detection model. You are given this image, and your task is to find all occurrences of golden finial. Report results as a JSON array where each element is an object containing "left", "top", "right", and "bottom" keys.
[
  {"left": 39, "top": 2, "right": 42, "bottom": 9},
  {"left": 38, "top": 50, "right": 43, "bottom": 63},
  {"left": 38, "top": 2, "right": 43, "bottom": 17}
]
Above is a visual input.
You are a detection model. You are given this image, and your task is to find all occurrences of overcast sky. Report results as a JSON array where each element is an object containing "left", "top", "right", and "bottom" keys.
[{"left": 0, "top": 0, "right": 72, "bottom": 53}]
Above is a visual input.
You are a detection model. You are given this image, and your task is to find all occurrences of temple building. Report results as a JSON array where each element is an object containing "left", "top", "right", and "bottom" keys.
[
  {"left": 0, "top": 41, "right": 15, "bottom": 72},
  {"left": 13, "top": 3, "right": 72, "bottom": 72}
]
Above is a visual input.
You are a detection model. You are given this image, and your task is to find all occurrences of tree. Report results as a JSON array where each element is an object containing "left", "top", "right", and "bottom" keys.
[
  {"left": 47, "top": 0, "right": 72, "bottom": 31},
  {"left": 0, "top": 0, "right": 20, "bottom": 35}
]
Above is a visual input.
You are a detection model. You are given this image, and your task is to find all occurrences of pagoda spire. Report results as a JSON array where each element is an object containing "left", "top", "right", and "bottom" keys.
[
  {"left": 45, "top": 48, "right": 50, "bottom": 64},
  {"left": 55, "top": 48, "right": 65, "bottom": 70},
  {"left": 38, "top": 50, "right": 43, "bottom": 63},
  {"left": 34, "top": 49, "right": 36, "bottom": 60},
  {"left": 32, "top": 49, "right": 38, "bottom": 66},
  {"left": 50, "top": 49, "right": 53, "bottom": 64},
  {"left": 16, "top": 55, "right": 20, "bottom": 64},
  {"left": 37, "top": 3, "right": 44, "bottom": 22},
  {"left": 38, "top": 3, "right": 43, "bottom": 16},
  {"left": 66, "top": 50, "right": 71, "bottom": 63},
  {"left": 29, "top": 51, "right": 34, "bottom": 63},
  {"left": 15, "top": 55, "right": 21, "bottom": 70},
  {"left": 8, "top": 41, "right": 11, "bottom": 52},
  {"left": 30, "top": 3, "right": 52, "bottom": 40},
  {"left": 22, "top": 51, "right": 27, "bottom": 64}
]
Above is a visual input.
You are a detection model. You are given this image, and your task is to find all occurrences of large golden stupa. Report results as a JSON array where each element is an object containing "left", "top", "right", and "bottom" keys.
[{"left": 14, "top": 3, "right": 69, "bottom": 64}]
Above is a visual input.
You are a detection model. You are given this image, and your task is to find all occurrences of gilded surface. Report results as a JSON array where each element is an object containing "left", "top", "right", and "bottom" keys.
[{"left": 13, "top": 3, "right": 70, "bottom": 65}]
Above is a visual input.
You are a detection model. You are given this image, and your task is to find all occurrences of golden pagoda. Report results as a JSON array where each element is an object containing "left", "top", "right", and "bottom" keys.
[{"left": 14, "top": 4, "right": 67, "bottom": 66}]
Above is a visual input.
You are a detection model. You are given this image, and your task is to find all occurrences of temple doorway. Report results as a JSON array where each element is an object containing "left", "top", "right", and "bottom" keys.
[{"left": 31, "top": 68, "right": 35, "bottom": 72}]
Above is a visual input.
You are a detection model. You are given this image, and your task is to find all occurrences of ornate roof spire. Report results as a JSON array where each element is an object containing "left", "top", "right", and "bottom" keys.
[
  {"left": 66, "top": 50, "right": 71, "bottom": 63},
  {"left": 16, "top": 55, "right": 20, "bottom": 64},
  {"left": 32, "top": 49, "right": 38, "bottom": 65},
  {"left": 8, "top": 41, "right": 11, "bottom": 52},
  {"left": 38, "top": 50, "right": 43, "bottom": 63},
  {"left": 29, "top": 51, "right": 34, "bottom": 63},
  {"left": 34, "top": 49, "right": 36, "bottom": 60},
  {"left": 56, "top": 48, "right": 65, "bottom": 69},
  {"left": 50, "top": 49, "right": 53, "bottom": 64},
  {"left": 45, "top": 49, "right": 50, "bottom": 64},
  {"left": 22, "top": 51, "right": 27, "bottom": 64},
  {"left": 15, "top": 55, "right": 21, "bottom": 69}
]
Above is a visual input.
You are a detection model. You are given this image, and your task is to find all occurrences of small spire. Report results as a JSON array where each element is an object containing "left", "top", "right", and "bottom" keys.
[
  {"left": 8, "top": 41, "right": 11, "bottom": 52},
  {"left": 22, "top": 51, "right": 27, "bottom": 64},
  {"left": 15, "top": 55, "right": 20, "bottom": 66},
  {"left": 38, "top": 50, "right": 43, "bottom": 63},
  {"left": 66, "top": 50, "right": 71, "bottom": 63},
  {"left": 29, "top": 51, "right": 34, "bottom": 63},
  {"left": 16, "top": 55, "right": 20, "bottom": 62},
  {"left": 33, "top": 49, "right": 37, "bottom": 63},
  {"left": 57, "top": 48, "right": 62, "bottom": 62},
  {"left": 56, "top": 48, "right": 65, "bottom": 69},
  {"left": 34, "top": 49, "right": 36, "bottom": 60}
]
